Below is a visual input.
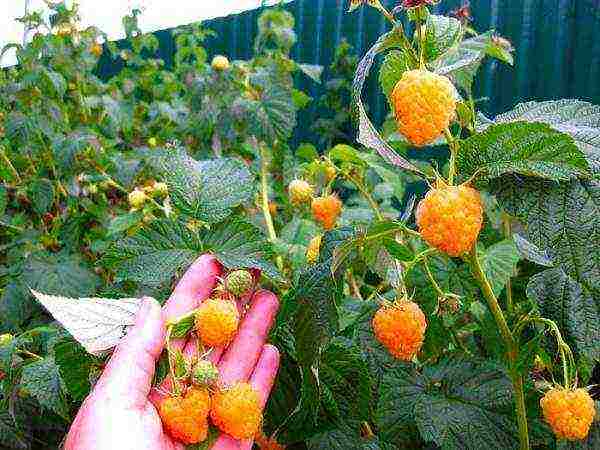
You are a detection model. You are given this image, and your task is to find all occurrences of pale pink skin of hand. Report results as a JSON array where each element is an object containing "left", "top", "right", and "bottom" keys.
[{"left": 63, "top": 255, "right": 280, "bottom": 450}]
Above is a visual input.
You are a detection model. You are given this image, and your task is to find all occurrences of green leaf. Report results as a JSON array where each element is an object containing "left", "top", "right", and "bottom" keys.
[
  {"left": 54, "top": 340, "right": 96, "bottom": 401},
  {"left": 204, "top": 219, "right": 282, "bottom": 282},
  {"left": 487, "top": 100, "right": 600, "bottom": 175},
  {"left": 329, "top": 144, "right": 364, "bottom": 165},
  {"left": 480, "top": 239, "right": 520, "bottom": 297},
  {"left": 424, "top": 15, "right": 462, "bottom": 61},
  {"left": 149, "top": 149, "right": 254, "bottom": 223},
  {"left": 321, "top": 339, "right": 372, "bottom": 422},
  {"left": 293, "top": 261, "right": 340, "bottom": 366},
  {"left": 376, "top": 356, "right": 517, "bottom": 449},
  {"left": 22, "top": 252, "right": 100, "bottom": 297},
  {"left": 527, "top": 268, "right": 599, "bottom": 360},
  {"left": 103, "top": 219, "right": 201, "bottom": 287},
  {"left": 492, "top": 176, "right": 600, "bottom": 357},
  {"left": 29, "top": 178, "right": 55, "bottom": 215},
  {"left": 458, "top": 122, "right": 590, "bottom": 182},
  {"left": 0, "top": 410, "right": 29, "bottom": 449},
  {"left": 352, "top": 28, "right": 421, "bottom": 173},
  {"left": 432, "top": 31, "right": 513, "bottom": 94},
  {"left": 0, "top": 185, "right": 7, "bottom": 215},
  {"left": 378, "top": 50, "right": 410, "bottom": 102},
  {"left": 105, "top": 218, "right": 280, "bottom": 287},
  {"left": 51, "top": 132, "right": 97, "bottom": 170},
  {"left": 20, "top": 356, "right": 69, "bottom": 418},
  {"left": 170, "top": 313, "right": 196, "bottom": 339},
  {"left": 513, "top": 234, "right": 554, "bottom": 267},
  {"left": 38, "top": 68, "right": 67, "bottom": 98},
  {"left": 106, "top": 211, "right": 143, "bottom": 237}
]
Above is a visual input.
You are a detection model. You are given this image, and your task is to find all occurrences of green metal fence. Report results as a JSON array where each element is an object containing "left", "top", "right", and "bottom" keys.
[
  {"left": 200, "top": 0, "right": 600, "bottom": 147},
  {"left": 100, "top": 0, "right": 600, "bottom": 147}
]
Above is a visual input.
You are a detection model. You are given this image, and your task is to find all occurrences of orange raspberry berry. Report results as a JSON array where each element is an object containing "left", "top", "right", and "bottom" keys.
[
  {"left": 212, "top": 55, "right": 230, "bottom": 71},
  {"left": 372, "top": 300, "right": 427, "bottom": 361},
  {"left": 158, "top": 387, "right": 210, "bottom": 444},
  {"left": 540, "top": 387, "right": 596, "bottom": 441},
  {"left": 195, "top": 298, "right": 240, "bottom": 347},
  {"left": 90, "top": 43, "right": 103, "bottom": 57},
  {"left": 415, "top": 183, "right": 483, "bottom": 257},
  {"left": 311, "top": 195, "right": 342, "bottom": 230},
  {"left": 391, "top": 69, "right": 457, "bottom": 146},
  {"left": 211, "top": 382, "right": 262, "bottom": 439}
]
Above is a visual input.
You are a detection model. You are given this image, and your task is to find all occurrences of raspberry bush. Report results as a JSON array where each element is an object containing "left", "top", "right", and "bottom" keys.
[{"left": 1, "top": 1, "right": 599, "bottom": 449}]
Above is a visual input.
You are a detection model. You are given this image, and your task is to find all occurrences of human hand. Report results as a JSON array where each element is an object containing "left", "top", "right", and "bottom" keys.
[{"left": 64, "top": 255, "right": 280, "bottom": 450}]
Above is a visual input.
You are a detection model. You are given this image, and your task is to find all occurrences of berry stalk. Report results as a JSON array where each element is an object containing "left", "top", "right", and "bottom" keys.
[
  {"left": 469, "top": 247, "right": 530, "bottom": 450},
  {"left": 258, "top": 143, "right": 283, "bottom": 271},
  {"left": 443, "top": 128, "right": 459, "bottom": 185}
]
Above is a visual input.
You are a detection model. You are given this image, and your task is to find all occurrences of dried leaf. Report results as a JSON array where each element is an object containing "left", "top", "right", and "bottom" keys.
[{"left": 31, "top": 290, "right": 142, "bottom": 356}]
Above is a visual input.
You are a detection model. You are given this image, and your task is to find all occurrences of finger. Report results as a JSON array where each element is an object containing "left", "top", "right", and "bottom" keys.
[
  {"left": 95, "top": 297, "right": 165, "bottom": 407},
  {"left": 211, "top": 345, "right": 280, "bottom": 450},
  {"left": 149, "top": 255, "right": 221, "bottom": 404},
  {"left": 163, "top": 254, "right": 222, "bottom": 321},
  {"left": 218, "top": 290, "right": 279, "bottom": 386}
]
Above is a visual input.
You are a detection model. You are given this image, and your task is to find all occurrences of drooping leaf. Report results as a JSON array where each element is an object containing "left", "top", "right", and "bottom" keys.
[
  {"left": 486, "top": 100, "right": 600, "bottom": 174},
  {"left": 513, "top": 234, "right": 554, "bottom": 267},
  {"left": 376, "top": 356, "right": 517, "bottom": 449},
  {"left": 458, "top": 122, "right": 590, "bottom": 183},
  {"left": 29, "top": 178, "right": 55, "bottom": 215},
  {"left": 352, "top": 28, "right": 421, "bottom": 173},
  {"left": 298, "top": 64, "right": 323, "bottom": 83},
  {"left": 20, "top": 356, "right": 69, "bottom": 418},
  {"left": 31, "top": 290, "right": 142, "bottom": 355}
]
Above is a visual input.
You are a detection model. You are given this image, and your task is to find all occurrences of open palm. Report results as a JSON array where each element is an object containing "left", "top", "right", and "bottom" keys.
[{"left": 64, "top": 255, "right": 280, "bottom": 450}]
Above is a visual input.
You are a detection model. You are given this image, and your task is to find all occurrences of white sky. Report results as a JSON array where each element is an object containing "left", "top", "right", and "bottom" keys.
[{"left": 1, "top": 1, "right": 290, "bottom": 67}]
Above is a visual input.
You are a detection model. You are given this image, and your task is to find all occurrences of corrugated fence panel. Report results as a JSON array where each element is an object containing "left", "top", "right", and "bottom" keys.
[{"left": 101, "top": 0, "right": 599, "bottom": 148}]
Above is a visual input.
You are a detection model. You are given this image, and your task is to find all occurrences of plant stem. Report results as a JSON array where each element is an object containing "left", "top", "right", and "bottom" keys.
[
  {"left": 502, "top": 214, "right": 513, "bottom": 312},
  {"left": 0, "top": 149, "right": 21, "bottom": 184},
  {"left": 469, "top": 247, "right": 529, "bottom": 450},
  {"left": 444, "top": 128, "right": 459, "bottom": 185},
  {"left": 259, "top": 143, "right": 283, "bottom": 271},
  {"left": 349, "top": 174, "right": 383, "bottom": 221}
]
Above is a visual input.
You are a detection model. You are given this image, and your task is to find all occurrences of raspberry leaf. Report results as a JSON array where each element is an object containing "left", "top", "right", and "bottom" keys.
[
  {"left": 149, "top": 148, "right": 254, "bottom": 223},
  {"left": 378, "top": 50, "right": 411, "bottom": 103},
  {"left": 424, "top": 15, "right": 462, "bottom": 61},
  {"left": 376, "top": 357, "right": 518, "bottom": 449},
  {"left": 492, "top": 176, "right": 600, "bottom": 359},
  {"left": 20, "top": 356, "right": 69, "bottom": 419},
  {"left": 479, "top": 239, "right": 520, "bottom": 297},
  {"left": 458, "top": 122, "right": 591, "bottom": 182},
  {"left": 432, "top": 31, "right": 513, "bottom": 94},
  {"left": 483, "top": 100, "right": 600, "bottom": 175}
]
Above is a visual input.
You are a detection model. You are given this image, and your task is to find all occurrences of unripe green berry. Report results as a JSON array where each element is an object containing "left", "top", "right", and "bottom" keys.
[
  {"left": 192, "top": 360, "right": 220, "bottom": 387},
  {"left": 225, "top": 270, "right": 254, "bottom": 297}
]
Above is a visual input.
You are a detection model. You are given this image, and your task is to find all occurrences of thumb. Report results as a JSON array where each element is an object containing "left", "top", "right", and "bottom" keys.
[{"left": 95, "top": 297, "right": 166, "bottom": 407}]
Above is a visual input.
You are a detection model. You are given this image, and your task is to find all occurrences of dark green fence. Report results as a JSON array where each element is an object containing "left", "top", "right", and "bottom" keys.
[
  {"left": 101, "top": 0, "right": 600, "bottom": 148},
  {"left": 202, "top": 0, "right": 600, "bottom": 148}
]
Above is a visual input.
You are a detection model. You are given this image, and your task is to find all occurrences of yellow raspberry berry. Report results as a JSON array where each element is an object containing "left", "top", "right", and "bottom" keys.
[
  {"left": 540, "top": 387, "right": 596, "bottom": 441},
  {"left": 372, "top": 300, "right": 427, "bottom": 361},
  {"left": 288, "top": 179, "right": 314, "bottom": 204},
  {"left": 128, "top": 188, "right": 147, "bottom": 209},
  {"left": 391, "top": 69, "right": 457, "bottom": 146},
  {"left": 311, "top": 195, "right": 342, "bottom": 230},
  {"left": 195, "top": 298, "right": 240, "bottom": 347},
  {"left": 158, "top": 387, "right": 211, "bottom": 444},
  {"left": 212, "top": 55, "right": 230, "bottom": 71},
  {"left": 152, "top": 181, "right": 169, "bottom": 197},
  {"left": 415, "top": 183, "right": 483, "bottom": 257},
  {"left": 90, "top": 43, "right": 103, "bottom": 57},
  {"left": 324, "top": 164, "right": 337, "bottom": 182},
  {"left": 211, "top": 382, "right": 262, "bottom": 439},
  {"left": 306, "top": 235, "right": 322, "bottom": 264},
  {"left": 148, "top": 137, "right": 158, "bottom": 147}
]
